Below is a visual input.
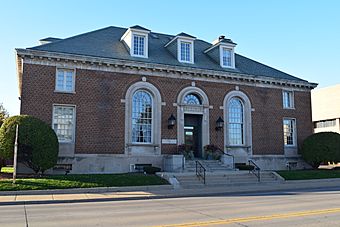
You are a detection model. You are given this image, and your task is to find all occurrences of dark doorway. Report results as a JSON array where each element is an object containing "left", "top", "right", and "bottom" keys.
[{"left": 184, "top": 114, "right": 203, "bottom": 158}]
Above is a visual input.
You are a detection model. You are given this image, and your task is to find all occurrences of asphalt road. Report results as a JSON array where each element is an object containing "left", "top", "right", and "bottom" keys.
[{"left": 1, "top": 188, "right": 340, "bottom": 227}]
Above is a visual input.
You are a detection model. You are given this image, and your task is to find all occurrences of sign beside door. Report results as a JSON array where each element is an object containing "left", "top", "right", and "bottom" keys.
[{"left": 162, "top": 139, "right": 177, "bottom": 144}]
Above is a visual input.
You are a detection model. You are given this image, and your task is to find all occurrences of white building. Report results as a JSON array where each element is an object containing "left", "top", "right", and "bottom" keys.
[{"left": 312, "top": 84, "right": 340, "bottom": 134}]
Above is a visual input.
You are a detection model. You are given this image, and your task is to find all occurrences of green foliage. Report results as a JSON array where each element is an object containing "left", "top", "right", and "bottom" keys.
[
  {"left": 204, "top": 144, "right": 222, "bottom": 160},
  {"left": 301, "top": 132, "right": 340, "bottom": 169},
  {"left": 235, "top": 163, "right": 255, "bottom": 171},
  {"left": 0, "top": 103, "right": 9, "bottom": 127},
  {"left": 277, "top": 170, "right": 340, "bottom": 180},
  {"left": 143, "top": 166, "right": 161, "bottom": 174},
  {"left": 0, "top": 115, "right": 59, "bottom": 174}
]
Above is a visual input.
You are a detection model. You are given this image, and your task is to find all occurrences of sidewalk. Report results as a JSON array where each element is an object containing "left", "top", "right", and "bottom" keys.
[{"left": 1, "top": 179, "right": 340, "bottom": 205}]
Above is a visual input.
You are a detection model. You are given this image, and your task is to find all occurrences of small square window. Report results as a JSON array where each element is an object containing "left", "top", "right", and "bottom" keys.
[
  {"left": 55, "top": 69, "right": 75, "bottom": 93},
  {"left": 283, "top": 91, "right": 294, "bottom": 109},
  {"left": 283, "top": 118, "right": 296, "bottom": 146},
  {"left": 133, "top": 35, "right": 146, "bottom": 57}
]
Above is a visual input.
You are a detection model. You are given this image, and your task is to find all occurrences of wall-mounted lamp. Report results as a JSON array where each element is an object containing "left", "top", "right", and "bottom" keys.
[
  {"left": 168, "top": 114, "right": 176, "bottom": 129},
  {"left": 216, "top": 117, "right": 224, "bottom": 131}
]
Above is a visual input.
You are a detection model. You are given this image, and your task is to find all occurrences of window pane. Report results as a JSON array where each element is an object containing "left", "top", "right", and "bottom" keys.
[
  {"left": 183, "top": 93, "right": 201, "bottom": 105},
  {"left": 53, "top": 106, "right": 75, "bottom": 142},
  {"left": 56, "top": 69, "right": 74, "bottom": 92},
  {"left": 133, "top": 35, "right": 145, "bottom": 56},
  {"left": 283, "top": 91, "right": 293, "bottom": 108},
  {"left": 132, "top": 90, "right": 152, "bottom": 143},
  {"left": 222, "top": 48, "right": 231, "bottom": 66},
  {"left": 283, "top": 119, "right": 295, "bottom": 145},
  {"left": 180, "top": 41, "right": 191, "bottom": 62},
  {"left": 228, "top": 98, "right": 244, "bottom": 145}
]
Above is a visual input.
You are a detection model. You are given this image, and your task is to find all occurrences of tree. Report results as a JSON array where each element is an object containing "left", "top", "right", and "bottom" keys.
[
  {"left": 301, "top": 132, "right": 340, "bottom": 168},
  {"left": 0, "top": 103, "right": 9, "bottom": 127},
  {"left": 0, "top": 115, "right": 59, "bottom": 174}
]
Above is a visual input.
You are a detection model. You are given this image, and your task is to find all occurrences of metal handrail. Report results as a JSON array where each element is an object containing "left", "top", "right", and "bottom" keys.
[
  {"left": 195, "top": 161, "right": 206, "bottom": 184},
  {"left": 248, "top": 160, "right": 261, "bottom": 182},
  {"left": 216, "top": 147, "right": 235, "bottom": 169}
]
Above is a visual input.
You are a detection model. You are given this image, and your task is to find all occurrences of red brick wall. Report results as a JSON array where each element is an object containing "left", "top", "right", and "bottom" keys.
[{"left": 20, "top": 63, "right": 313, "bottom": 155}]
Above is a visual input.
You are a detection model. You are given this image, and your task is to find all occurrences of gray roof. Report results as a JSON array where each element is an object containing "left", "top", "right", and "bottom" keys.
[
  {"left": 39, "top": 37, "right": 62, "bottom": 43},
  {"left": 28, "top": 26, "right": 306, "bottom": 82},
  {"left": 176, "top": 32, "right": 196, "bottom": 39},
  {"left": 129, "top": 25, "right": 150, "bottom": 31}
]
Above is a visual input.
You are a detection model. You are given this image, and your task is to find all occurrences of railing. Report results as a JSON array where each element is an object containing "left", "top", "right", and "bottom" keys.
[
  {"left": 216, "top": 147, "right": 235, "bottom": 169},
  {"left": 248, "top": 160, "right": 261, "bottom": 182},
  {"left": 195, "top": 160, "right": 206, "bottom": 184}
]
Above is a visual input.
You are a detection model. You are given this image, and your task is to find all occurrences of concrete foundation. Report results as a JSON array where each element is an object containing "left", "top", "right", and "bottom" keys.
[
  {"left": 163, "top": 155, "right": 184, "bottom": 172},
  {"left": 251, "top": 155, "right": 311, "bottom": 170}
]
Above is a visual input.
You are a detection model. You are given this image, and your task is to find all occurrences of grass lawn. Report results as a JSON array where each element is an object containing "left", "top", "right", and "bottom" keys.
[
  {"left": 277, "top": 169, "right": 340, "bottom": 180},
  {"left": 0, "top": 173, "right": 168, "bottom": 191}
]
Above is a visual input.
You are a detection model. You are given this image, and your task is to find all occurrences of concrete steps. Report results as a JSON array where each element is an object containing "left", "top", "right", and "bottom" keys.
[
  {"left": 184, "top": 160, "right": 230, "bottom": 172},
  {"left": 172, "top": 171, "right": 282, "bottom": 189}
]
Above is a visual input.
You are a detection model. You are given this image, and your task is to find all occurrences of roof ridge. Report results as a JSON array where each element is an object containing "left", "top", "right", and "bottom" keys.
[{"left": 30, "top": 26, "right": 126, "bottom": 49}]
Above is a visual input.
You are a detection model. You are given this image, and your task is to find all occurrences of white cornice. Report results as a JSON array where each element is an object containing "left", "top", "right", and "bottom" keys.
[{"left": 15, "top": 48, "right": 318, "bottom": 90}]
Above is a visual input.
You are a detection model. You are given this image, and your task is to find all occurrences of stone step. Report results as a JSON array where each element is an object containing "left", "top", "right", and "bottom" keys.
[{"left": 172, "top": 171, "right": 280, "bottom": 188}]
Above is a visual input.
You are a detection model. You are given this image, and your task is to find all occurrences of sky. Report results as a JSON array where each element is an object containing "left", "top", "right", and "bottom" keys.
[{"left": 0, "top": 0, "right": 339, "bottom": 115}]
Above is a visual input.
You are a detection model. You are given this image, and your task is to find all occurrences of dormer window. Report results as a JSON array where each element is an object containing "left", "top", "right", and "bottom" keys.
[
  {"left": 219, "top": 45, "right": 235, "bottom": 68},
  {"left": 205, "top": 35, "right": 236, "bottom": 69},
  {"left": 222, "top": 48, "right": 232, "bottom": 67},
  {"left": 180, "top": 41, "right": 192, "bottom": 63},
  {"left": 133, "top": 34, "right": 146, "bottom": 56},
  {"left": 177, "top": 38, "right": 194, "bottom": 64},
  {"left": 165, "top": 32, "right": 195, "bottom": 64},
  {"left": 121, "top": 25, "right": 150, "bottom": 58}
]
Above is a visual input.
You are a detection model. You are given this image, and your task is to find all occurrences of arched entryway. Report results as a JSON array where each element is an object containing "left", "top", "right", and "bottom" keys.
[{"left": 177, "top": 86, "right": 210, "bottom": 158}]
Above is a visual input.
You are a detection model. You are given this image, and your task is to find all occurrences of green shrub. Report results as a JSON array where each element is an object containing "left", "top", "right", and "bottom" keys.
[
  {"left": 0, "top": 115, "right": 59, "bottom": 174},
  {"left": 301, "top": 132, "right": 340, "bottom": 169},
  {"left": 235, "top": 163, "right": 255, "bottom": 171},
  {"left": 143, "top": 166, "right": 161, "bottom": 174},
  {"left": 203, "top": 144, "right": 222, "bottom": 160}
]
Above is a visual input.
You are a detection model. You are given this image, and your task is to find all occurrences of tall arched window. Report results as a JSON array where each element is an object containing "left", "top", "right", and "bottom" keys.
[
  {"left": 132, "top": 90, "right": 152, "bottom": 143},
  {"left": 228, "top": 97, "right": 244, "bottom": 145},
  {"left": 183, "top": 93, "right": 201, "bottom": 105}
]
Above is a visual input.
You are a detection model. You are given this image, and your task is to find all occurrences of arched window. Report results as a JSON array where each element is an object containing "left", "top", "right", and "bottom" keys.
[
  {"left": 228, "top": 97, "right": 244, "bottom": 145},
  {"left": 132, "top": 90, "right": 152, "bottom": 143},
  {"left": 183, "top": 93, "right": 201, "bottom": 105}
]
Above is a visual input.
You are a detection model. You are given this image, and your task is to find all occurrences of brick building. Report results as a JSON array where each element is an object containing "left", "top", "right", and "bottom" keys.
[{"left": 16, "top": 25, "right": 317, "bottom": 173}]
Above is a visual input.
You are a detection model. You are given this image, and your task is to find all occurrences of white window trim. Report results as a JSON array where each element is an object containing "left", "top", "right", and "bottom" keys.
[
  {"left": 282, "top": 90, "right": 295, "bottom": 109},
  {"left": 223, "top": 90, "right": 252, "bottom": 151},
  {"left": 131, "top": 32, "right": 148, "bottom": 58},
  {"left": 283, "top": 117, "right": 297, "bottom": 147},
  {"left": 52, "top": 104, "right": 76, "bottom": 144},
  {"left": 219, "top": 45, "right": 235, "bottom": 68},
  {"left": 131, "top": 90, "right": 153, "bottom": 144},
  {"left": 177, "top": 38, "right": 194, "bottom": 64},
  {"left": 227, "top": 98, "right": 245, "bottom": 146},
  {"left": 55, "top": 68, "right": 76, "bottom": 93},
  {"left": 124, "top": 81, "right": 162, "bottom": 155}
]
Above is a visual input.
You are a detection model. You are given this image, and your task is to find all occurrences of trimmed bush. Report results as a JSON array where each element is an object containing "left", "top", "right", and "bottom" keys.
[
  {"left": 0, "top": 115, "right": 59, "bottom": 174},
  {"left": 235, "top": 163, "right": 255, "bottom": 171},
  {"left": 204, "top": 144, "right": 222, "bottom": 160},
  {"left": 301, "top": 132, "right": 340, "bottom": 169},
  {"left": 143, "top": 166, "right": 161, "bottom": 174}
]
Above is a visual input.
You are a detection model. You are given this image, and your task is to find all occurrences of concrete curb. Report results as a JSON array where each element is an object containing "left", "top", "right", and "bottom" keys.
[
  {"left": 1, "top": 179, "right": 340, "bottom": 206},
  {"left": 0, "top": 184, "right": 173, "bottom": 196}
]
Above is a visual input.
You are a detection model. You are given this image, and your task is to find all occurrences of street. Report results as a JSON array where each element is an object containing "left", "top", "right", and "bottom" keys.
[{"left": 1, "top": 188, "right": 340, "bottom": 227}]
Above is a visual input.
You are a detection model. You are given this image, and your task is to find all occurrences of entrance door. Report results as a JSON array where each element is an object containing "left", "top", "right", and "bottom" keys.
[{"left": 184, "top": 114, "right": 202, "bottom": 158}]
